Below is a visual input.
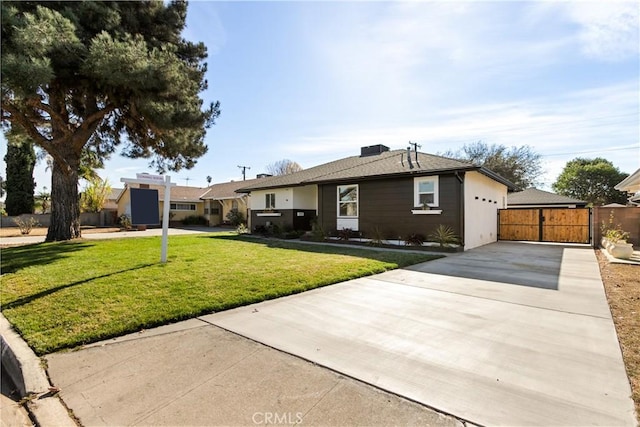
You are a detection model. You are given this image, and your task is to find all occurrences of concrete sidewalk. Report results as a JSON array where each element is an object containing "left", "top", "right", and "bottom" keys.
[{"left": 45, "top": 320, "right": 461, "bottom": 426}]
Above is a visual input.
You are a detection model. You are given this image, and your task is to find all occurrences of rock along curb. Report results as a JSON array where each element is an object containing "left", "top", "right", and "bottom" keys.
[{"left": 0, "top": 314, "right": 76, "bottom": 426}]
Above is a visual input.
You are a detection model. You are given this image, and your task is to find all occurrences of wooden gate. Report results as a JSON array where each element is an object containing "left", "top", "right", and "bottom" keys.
[{"left": 498, "top": 208, "right": 591, "bottom": 244}]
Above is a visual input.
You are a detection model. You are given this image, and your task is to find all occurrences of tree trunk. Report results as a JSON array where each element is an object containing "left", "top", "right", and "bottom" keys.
[{"left": 46, "top": 150, "right": 81, "bottom": 241}]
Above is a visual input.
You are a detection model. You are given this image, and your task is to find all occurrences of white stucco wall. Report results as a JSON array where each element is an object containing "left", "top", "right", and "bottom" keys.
[
  {"left": 464, "top": 171, "right": 508, "bottom": 250},
  {"left": 250, "top": 188, "right": 292, "bottom": 210},
  {"left": 292, "top": 186, "right": 317, "bottom": 209}
]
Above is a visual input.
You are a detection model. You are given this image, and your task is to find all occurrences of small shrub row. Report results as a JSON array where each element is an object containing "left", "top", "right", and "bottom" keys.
[
  {"left": 324, "top": 224, "right": 459, "bottom": 248},
  {"left": 182, "top": 215, "right": 208, "bottom": 226},
  {"left": 254, "top": 223, "right": 304, "bottom": 239}
]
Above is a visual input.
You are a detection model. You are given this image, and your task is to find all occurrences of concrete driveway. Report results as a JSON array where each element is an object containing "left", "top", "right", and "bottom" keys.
[{"left": 205, "top": 242, "right": 636, "bottom": 426}]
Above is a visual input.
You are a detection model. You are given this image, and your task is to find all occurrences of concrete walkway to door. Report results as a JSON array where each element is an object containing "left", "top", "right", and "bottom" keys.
[{"left": 207, "top": 242, "right": 637, "bottom": 426}]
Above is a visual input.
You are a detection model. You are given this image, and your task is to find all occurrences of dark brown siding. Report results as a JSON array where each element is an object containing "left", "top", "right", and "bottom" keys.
[
  {"left": 251, "top": 209, "right": 316, "bottom": 231},
  {"left": 318, "top": 174, "right": 463, "bottom": 239}
]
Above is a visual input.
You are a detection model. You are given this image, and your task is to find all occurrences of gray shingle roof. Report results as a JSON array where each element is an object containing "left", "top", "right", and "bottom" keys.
[
  {"left": 237, "top": 149, "right": 512, "bottom": 191},
  {"left": 201, "top": 178, "right": 266, "bottom": 200},
  {"left": 508, "top": 188, "right": 587, "bottom": 206},
  {"left": 108, "top": 188, "right": 124, "bottom": 201},
  {"left": 147, "top": 185, "right": 209, "bottom": 202}
]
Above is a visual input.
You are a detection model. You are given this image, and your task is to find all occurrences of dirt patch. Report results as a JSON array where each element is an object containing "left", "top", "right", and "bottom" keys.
[
  {"left": 596, "top": 250, "right": 640, "bottom": 421},
  {"left": 0, "top": 227, "right": 120, "bottom": 238}
]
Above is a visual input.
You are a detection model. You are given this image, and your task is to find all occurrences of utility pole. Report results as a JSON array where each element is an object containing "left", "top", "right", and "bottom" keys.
[
  {"left": 184, "top": 177, "right": 191, "bottom": 186},
  {"left": 238, "top": 165, "right": 251, "bottom": 181}
]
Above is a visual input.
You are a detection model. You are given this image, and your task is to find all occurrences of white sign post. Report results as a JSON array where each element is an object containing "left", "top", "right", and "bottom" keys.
[
  {"left": 160, "top": 175, "right": 172, "bottom": 263},
  {"left": 121, "top": 174, "right": 176, "bottom": 263}
]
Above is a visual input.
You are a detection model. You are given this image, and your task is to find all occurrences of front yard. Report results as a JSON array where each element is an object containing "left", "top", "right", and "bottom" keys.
[
  {"left": 596, "top": 251, "right": 640, "bottom": 420},
  {"left": 1, "top": 233, "right": 440, "bottom": 355}
]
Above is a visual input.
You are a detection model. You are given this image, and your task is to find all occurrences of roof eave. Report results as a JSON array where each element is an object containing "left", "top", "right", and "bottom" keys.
[
  {"left": 307, "top": 166, "right": 479, "bottom": 185},
  {"left": 478, "top": 167, "right": 516, "bottom": 190}
]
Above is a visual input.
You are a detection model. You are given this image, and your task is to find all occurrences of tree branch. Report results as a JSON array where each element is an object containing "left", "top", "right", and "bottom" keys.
[
  {"left": 2, "top": 101, "right": 71, "bottom": 172},
  {"left": 24, "top": 97, "right": 71, "bottom": 138}
]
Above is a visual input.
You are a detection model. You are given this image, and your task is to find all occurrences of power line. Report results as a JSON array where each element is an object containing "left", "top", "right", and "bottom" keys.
[{"left": 542, "top": 145, "right": 639, "bottom": 157}]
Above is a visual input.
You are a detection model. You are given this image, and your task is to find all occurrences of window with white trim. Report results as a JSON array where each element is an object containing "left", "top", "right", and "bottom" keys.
[
  {"left": 414, "top": 177, "right": 439, "bottom": 207},
  {"left": 170, "top": 203, "right": 197, "bottom": 211},
  {"left": 265, "top": 193, "right": 276, "bottom": 209},
  {"left": 337, "top": 184, "right": 358, "bottom": 217}
]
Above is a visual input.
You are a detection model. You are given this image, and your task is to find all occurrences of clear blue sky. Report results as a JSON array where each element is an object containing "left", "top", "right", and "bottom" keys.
[{"left": 1, "top": 1, "right": 639, "bottom": 192}]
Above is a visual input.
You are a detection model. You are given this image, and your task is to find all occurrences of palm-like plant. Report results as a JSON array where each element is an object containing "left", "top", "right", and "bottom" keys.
[{"left": 428, "top": 225, "right": 459, "bottom": 247}]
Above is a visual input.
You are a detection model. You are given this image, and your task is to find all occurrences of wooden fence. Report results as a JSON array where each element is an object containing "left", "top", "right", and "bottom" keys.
[{"left": 499, "top": 208, "right": 591, "bottom": 244}]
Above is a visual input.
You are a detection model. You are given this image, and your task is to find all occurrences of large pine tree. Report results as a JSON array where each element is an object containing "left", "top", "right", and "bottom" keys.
[{"left": 1, "top": 1, "right": 219, "bottom": 240}]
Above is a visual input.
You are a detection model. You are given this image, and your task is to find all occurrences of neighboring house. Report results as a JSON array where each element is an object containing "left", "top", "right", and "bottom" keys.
[
  {"left": 117, "top": 184, "right": 209, "bottom": 223},
  {"left": 104, "top": 188, "right": 124, "bottom": 210},
  {"left": 201, "top": 178, "right": 267, "bottom": 226},
  {"left": 507, "top": 188, "right": 588, "bottom": 209},
  {"left": 237, "top": 145, "right": 515, "bottom": 250},
  {"left": 615, "top": 168, "right": 640, "bottom": 205}
]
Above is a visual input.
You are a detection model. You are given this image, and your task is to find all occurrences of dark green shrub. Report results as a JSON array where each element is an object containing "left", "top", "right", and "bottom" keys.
[
  {"left": 182, "top": 215, "right": 208, "bottom": 225},
  {"left": 337, "top": 228, "right": 352, "bottom": 240},
  {"left": 404, "top": 233, "right": 425, "bottom": 246}
]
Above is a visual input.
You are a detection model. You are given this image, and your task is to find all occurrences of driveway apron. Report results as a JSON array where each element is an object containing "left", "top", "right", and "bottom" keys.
[{"left": 205, "top": 242, "right": 636, "bottom": 426}]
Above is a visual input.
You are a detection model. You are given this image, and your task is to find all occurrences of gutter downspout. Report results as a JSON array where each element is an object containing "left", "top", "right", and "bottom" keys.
[{"left": 455, "top": 171, "right": 465, "bottom": 249}]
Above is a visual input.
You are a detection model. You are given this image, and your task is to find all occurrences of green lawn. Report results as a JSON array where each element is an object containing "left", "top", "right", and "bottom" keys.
[{"left": 1, "top": 233, "right": 441, "bottom": 355}]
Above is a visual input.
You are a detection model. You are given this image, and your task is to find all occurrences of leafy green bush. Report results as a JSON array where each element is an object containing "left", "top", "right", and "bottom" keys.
[
  {"left": 226, "top": 210, "right": 245, "bottom": 226},
  {"left": 118, "top": 214, "right": 132, "bottom": 230}
]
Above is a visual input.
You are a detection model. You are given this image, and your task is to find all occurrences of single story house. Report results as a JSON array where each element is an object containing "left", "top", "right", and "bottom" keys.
[
  {"left": 615, "top": 168, "right": 640, "bottom": 205},
  {"left": 507, "top": 188, "right": 588, "bottom": 209},
  {"left": 117, "top": 184, "right": 210, "bottom": 223},
  {"left": 105, "top": 188, "right": 124, "bottom": 210},
  {"left": 237, "top": 145, "right": 515, "bottom": 250},
  {"left": 116, "top": 178, "right": 273, "bottom": 226},
  {"left": 201, "top": 177, "right": 268, "bottom": 226}
]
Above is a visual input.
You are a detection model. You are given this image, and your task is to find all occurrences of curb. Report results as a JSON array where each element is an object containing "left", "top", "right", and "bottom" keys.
[{"left": 0, "top": 314, "right": 76, "bottom": 426}]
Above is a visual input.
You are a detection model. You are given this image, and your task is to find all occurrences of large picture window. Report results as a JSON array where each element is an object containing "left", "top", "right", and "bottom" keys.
[
  {"left": 414, "top": 177, "right": 439, "bottom": 207},
  {"left": 337, "top": 185, "right": 358, "bottom": 217}
]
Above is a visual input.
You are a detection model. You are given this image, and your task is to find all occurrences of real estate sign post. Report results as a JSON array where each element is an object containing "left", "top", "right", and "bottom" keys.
[{"left": 121, "top": 174, "right": 176, "bottom": 263}]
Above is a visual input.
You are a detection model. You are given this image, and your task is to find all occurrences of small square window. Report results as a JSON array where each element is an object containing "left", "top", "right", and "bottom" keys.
[
  {"left": 414, "top": 177, "right": 439, "bottom": 207},
  {"left": 265, "top": 193, "right": 276, "bottom": 209}
]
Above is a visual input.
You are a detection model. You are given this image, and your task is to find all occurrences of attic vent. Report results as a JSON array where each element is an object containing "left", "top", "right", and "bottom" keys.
[
  {"left": 256, "top": 173, "right": 272, "bottom": 179},
  {"left": 360, "top": 144, "right": 390, "bottom": 157}
]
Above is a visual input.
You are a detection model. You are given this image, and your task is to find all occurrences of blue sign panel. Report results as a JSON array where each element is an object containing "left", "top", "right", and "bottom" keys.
[{"left": 130, "top": 188, "right": 160, "bottom": 225}]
